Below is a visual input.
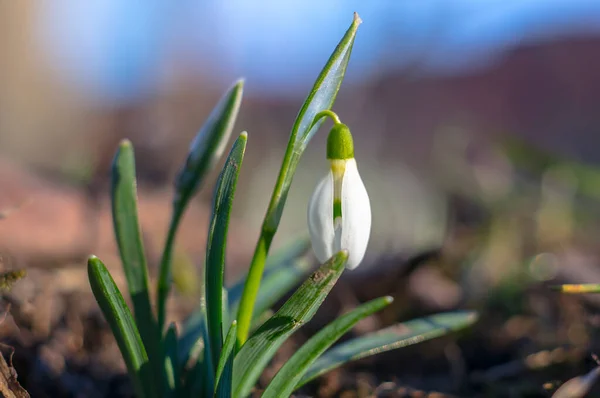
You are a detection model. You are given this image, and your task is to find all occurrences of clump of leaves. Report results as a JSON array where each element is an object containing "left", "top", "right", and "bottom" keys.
[{"left": 87, "top": 13, "right": 477, "bottom": 398}]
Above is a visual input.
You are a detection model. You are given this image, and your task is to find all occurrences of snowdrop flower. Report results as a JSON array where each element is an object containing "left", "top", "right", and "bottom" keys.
[{"left": 307, "top": 116, "right": 371, "bottom": 269}]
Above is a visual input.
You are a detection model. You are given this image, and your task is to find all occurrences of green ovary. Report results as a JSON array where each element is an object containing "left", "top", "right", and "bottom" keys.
[{"left": 327, "top": 123, "right": 354, "bottom": 160}]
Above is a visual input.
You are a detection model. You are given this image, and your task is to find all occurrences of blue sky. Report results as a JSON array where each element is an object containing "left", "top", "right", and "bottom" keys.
[{"left": 37, "top": 0, "right": 600, "bottom": 102}]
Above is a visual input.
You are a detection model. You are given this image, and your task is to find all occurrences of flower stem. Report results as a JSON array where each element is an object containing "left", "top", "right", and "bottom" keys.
[
  {"left": 235, "top": 232, "right": 271, "bottom": 347},
  {"left": 235, "top": 110, "right": 345, "bottom": 347},
  {"left": 314, "top": 109, "right": 341, "bottom": 125}
]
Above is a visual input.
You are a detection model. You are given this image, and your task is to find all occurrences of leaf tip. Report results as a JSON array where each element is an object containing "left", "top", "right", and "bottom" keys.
[
  {"left": 87, "top": 255, "right": 101, "bottom": 267},
  {"left": 353, "top": 12, "right": 363, "bottom": 25},
  {"left": 234, "top": 78, "right": 245, "bottom": 89},
  {"left": 240, "top": 131, "right": 248, "bottom": 139},
  {"left": 119, "top": 139, "right": 133, "bottom": 149},
  {"left": 231, "top": 319, "right": 237, "bottom": 326},
  {"left": 230, "top": 79, "right": 245, "bottom": 101},
  {"left": 384, "top": 296, "right": 394, "bottom": 304},
  {"left": 87, "top": 256, "right": 104, "bottom": 286}
]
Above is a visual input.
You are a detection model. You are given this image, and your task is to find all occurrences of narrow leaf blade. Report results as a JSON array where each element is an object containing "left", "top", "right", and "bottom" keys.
[
  {"left": 236, "top": 13, "right": 362, "bottom": 346},
  {"left": 263, "top": 296, "right": 392, "bottom": 398},
  {"left": 163, "top": 323, "right": 180, "bottom": 398},
  {"left": 111, "top": 141, "right": 160, "bottom": 379},
  {"left": 180, "top": 308, "right": 209, "bottom": 398},
  {"left": 177, "top": 313, "right": 205, "bottom": 369},
  {"left": 158, "top": 79, "right": 244, "bottom": 330},
  {"left": 111, "top": 140, "right": 154, "bottom": 327},
  {"left": 202, "top": 307, "right": 216, "bottom": 397},
  {"left": 215, "top": 320, "right": 237, "bottom": 398},
  {"left": 233, "top": 250, "right": 349, "bottom": 398},
  {"left": 179, "top": 235, "right": 311, "bottom": 366},
  {"left": 87, "top": 256, "right": 157, "bottom": 398},
  {"left": 206, "top": 132, "right": 247, "bottom": 367},
  {"left": 264, "top": 12, "right": 362, "bottom": 232},
  {"left": 297, "top": 311, "right": 479, "bottom": 388}
]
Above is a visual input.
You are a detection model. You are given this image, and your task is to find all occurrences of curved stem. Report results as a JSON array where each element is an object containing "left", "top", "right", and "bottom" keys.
[{"left": 314, "top": 109, "right": 341, "bottom": 125}]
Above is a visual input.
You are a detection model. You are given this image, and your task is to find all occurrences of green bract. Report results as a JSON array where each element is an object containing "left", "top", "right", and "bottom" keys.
[{"left": 86, "top": 12, "right": 478, "bottom": 398}]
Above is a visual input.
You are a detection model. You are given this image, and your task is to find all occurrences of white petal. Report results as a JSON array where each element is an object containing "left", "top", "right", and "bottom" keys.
[
  {"left": 340, "top": 159, "right": 371, "bottom": 269},
  {"left": 307, "top": 170, "right": 336, "bottom": 264}
]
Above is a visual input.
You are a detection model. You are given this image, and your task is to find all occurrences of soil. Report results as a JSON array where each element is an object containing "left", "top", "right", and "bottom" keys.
[{"left": 0, "top": 161, "right": 599, "bottom": 398}]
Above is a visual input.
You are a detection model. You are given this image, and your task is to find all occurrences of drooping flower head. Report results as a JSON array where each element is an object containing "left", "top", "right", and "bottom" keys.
[{"left": 308, "top": 114, "right": 371, "bottom": 269}]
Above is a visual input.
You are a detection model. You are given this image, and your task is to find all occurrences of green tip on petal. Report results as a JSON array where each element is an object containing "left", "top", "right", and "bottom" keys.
[
  {"left": 327, "top": 123, "right": 354, "bottom": 160},
  {"left": 333, "top": 199, "right": 342, "bottom": 220}
]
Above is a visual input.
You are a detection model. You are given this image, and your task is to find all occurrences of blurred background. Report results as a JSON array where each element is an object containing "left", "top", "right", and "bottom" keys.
[{"left": 4, "top": 1, "right": 600, "bottom": 396}]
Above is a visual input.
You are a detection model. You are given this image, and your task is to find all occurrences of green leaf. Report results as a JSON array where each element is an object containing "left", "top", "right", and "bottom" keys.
[
  {"left": 550, "top": 284, "right": 600, "bottom": 294},
  {"left": 202, "top": 307, "right": 216, "bottom": 397},
  {"left": 233, "top": 250, "right": 349, "bottom": 398},
  {"left": 181, "top": 356, "right": 204, "bottom": 398},
  {"left": 163, "top": 323, "right": 180, "bottom": 398},
  {"left": 180, "top": 328, "right": 206, "bottom": 398},
  {"left": 297, "top": 311, "right": 479, "bottom": 388},
  {"left": 249, "top": 309, "right": 273, "bottom": 334},
  {"left": 87, "top": 256, "right": 157, "bottom": 398},
  {"left": 111, "top": 140, "right": 160, "bottom": 376},
  {"left": 251, "top": 255, "right": 311, "bottom": 319},
  {"left": 157, "top": 79, "right": 244, "bottom": 331},
  {"left": 206, "top": 132, "right": 247, "bottom": 367},
  {"left": 263, "top": 296, "right": 392, "bottom": 398},
  {"left": 236, "top": 13, "right": 362, "bottom": 346},
  {"left": 215, "top": 320, "right": 237, "bottom": 398},
  {"left": 263, "top": 12, "right": 362, "bottom": 231},
  {"left": 178, "top": 235, "right": 311, "bottom": 366},
  {"left": 177, "top": 313, "right": 205, "bottom": 369},
  {"left": 222, "top": 287, "right": 230, "bottom": 333},
  {"left": 187, "top": 306, "right": 216, "bottom": 398}
]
